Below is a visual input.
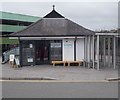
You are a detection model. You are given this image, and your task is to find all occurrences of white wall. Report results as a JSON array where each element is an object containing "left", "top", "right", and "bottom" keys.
[
  {"left": 62, "top": 38, "right": 85, "bottom": 61},
  {"left": 76, "top": 38, "right": 84, "bottom": 61},
  {"left": 62, "top": 39, "right": 74, "bottom": 61}
]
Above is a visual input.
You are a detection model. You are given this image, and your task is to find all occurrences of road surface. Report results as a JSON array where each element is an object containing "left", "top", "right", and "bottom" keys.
[{"left": 1, "top": 80, "right": 119, "bottom": 98}]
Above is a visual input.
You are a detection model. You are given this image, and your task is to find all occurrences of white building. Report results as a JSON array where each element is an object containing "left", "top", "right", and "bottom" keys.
[{"left": 10, "top": 6, "right": 119, "bottom": 70}]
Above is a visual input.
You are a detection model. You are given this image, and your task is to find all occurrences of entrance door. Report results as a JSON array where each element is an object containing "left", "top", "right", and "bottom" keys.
[{"left": 36, "top": 40, "right": 50, "bottom": 64}]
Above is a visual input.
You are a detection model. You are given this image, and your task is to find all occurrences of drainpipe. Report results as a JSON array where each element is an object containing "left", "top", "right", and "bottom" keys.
[
  {"left": 74, "top": 36, "right": 77, "bottom": 61},
  {"left": 18, "top": 37, "right": 22, "bottom": 67}
]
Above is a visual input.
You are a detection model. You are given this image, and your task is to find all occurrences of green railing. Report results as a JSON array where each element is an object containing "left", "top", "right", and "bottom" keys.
[
  {"left": 0, "top": 24, "right": 26, "bottom": 32},
  {"left": 0, "top": 11, "right": 40, "bottom": 22},
  {"left": 0, "top": 37, "right": 19, "bottom": 44}
]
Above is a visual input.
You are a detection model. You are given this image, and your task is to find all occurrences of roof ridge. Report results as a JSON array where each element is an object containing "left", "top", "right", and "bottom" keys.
[{"left": 43, "top": 9, "right": 64, "bottom": 18}]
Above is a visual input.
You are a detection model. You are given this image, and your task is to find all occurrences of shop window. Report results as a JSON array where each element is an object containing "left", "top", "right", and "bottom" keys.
[{"left": 50, "top": 40, "right": 62, "bottom": 61}]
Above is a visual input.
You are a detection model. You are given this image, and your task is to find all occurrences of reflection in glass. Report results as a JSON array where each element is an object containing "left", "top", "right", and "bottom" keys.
[{"left": 50, "top": 40, "right": 62, "bottom": 61}]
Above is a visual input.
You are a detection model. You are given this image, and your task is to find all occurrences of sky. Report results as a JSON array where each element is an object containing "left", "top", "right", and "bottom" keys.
[{"left": 0, "top": 1, "right": 118, "bottom": 31}]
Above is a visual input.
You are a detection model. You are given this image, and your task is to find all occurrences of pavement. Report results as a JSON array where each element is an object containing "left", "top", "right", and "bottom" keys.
[
  {"left": 1, "top": 57, "right": 119, "bottom": 98},
  {"left": 0, "top": 58, "right": 118, "bottom": 82}
]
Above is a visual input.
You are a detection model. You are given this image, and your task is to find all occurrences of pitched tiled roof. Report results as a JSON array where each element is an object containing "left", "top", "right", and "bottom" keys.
[{"left": 11, "top": 9, "right": 95, "bottom": 37}]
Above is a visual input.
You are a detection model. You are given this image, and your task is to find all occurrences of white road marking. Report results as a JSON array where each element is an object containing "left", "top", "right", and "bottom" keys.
[{"left": 0, "top": 80, "right": 119, "bottom": 83}]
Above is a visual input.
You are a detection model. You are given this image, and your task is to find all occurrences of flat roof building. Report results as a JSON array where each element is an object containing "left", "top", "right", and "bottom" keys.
[
  {"left": 0, "top": 11, "right": 40, "bottom": 36},
  {"left": 0, "top": 11, "right": 40, "bottom": 53}
]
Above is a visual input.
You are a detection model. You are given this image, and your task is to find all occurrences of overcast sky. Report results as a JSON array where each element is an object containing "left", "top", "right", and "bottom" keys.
[{"left": 0, "top": 2, "right": 118, "bottom": 31}]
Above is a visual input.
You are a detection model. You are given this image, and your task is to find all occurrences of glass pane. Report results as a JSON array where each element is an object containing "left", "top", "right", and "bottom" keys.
[
  {"left": 50, "top": 41, "right": 62, "bottom": 61},
  {"left": 22, "top": 41, "right": 34, "bottom": 65}
]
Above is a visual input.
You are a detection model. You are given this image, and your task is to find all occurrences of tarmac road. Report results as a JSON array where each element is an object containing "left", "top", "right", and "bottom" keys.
[{"left": 2, "top": 81, "right": 119, "bottom": 98}]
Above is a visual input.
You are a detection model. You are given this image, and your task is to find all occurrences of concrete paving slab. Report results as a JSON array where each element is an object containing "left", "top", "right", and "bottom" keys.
[{"left": 1, "top": 61, "right": 118, "bottom": 81}]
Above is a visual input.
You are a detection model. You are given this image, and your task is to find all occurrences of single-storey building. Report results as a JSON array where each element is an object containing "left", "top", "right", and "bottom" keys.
[{"left": 10, "top": 6, "right": 118, "bottom": 70}]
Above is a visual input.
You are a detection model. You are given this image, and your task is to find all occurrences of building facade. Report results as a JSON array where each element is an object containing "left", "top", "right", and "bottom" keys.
[
  {"left": 0, "top": 11, "right": 40, "bottom": 54},
  {"left": 10, "top": 7, "right": 118, "bottom": 70},
  {"left": 11, "top": 7, "right": 95, "bottom": 67}
]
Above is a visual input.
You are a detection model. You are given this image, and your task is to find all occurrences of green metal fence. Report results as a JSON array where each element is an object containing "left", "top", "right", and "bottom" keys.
[
  {"left": 0, "top": 11, "right": 40, "bottom": 22},
  {"left": 0, "top": 24, "right": 26, "bottom": 32},
  {"left": 0, "top": 37, "right": 19, "bottom": 44}
]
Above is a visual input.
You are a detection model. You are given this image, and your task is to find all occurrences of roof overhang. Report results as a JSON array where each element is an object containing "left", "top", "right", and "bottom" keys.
[
  {"left": 16, "top": 36, "right": 85, "bottom": 40},
  {"left": 95, "top": 33, "right": 119, "bottom": 36}
]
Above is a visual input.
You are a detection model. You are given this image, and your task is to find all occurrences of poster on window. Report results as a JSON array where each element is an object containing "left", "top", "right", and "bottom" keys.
[
  {"left": 64, "top": 43, "right": 72, "bottom": 48},
  {"left": 27, "top": 58, "right": 33, "bottom": 62},
  {"left": 29, "top": 44, "right": 33, "bottom": 48}
]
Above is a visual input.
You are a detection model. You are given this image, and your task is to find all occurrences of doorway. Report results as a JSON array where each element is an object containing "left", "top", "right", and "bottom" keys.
[{"left": 35, "top": 40, "right": 50, "bottom": 65}]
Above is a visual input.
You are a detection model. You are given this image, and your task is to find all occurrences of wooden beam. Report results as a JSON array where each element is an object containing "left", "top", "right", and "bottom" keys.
[
  {"left": 108, "top": 37, "right": 111, "bottom": 67},
  {"left": 88, "top": 36, "right": 91, "bottom": 68},
  {"left": 113, "top": 36, "right": 116, "bottom": 69},
  {"left": 92, "top": 35, "right": 95, "bottom": 69},
  {"left": 97, "top": 35, "right": 100, "bottom": 70},
  {"left": 103, "top": 37, "right": 106, "bottom": 67}
]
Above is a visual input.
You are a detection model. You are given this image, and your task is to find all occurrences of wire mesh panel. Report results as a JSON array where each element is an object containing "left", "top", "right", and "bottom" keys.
[{"left": 21, "top": 41, "right": 35, "bottom": 66}]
